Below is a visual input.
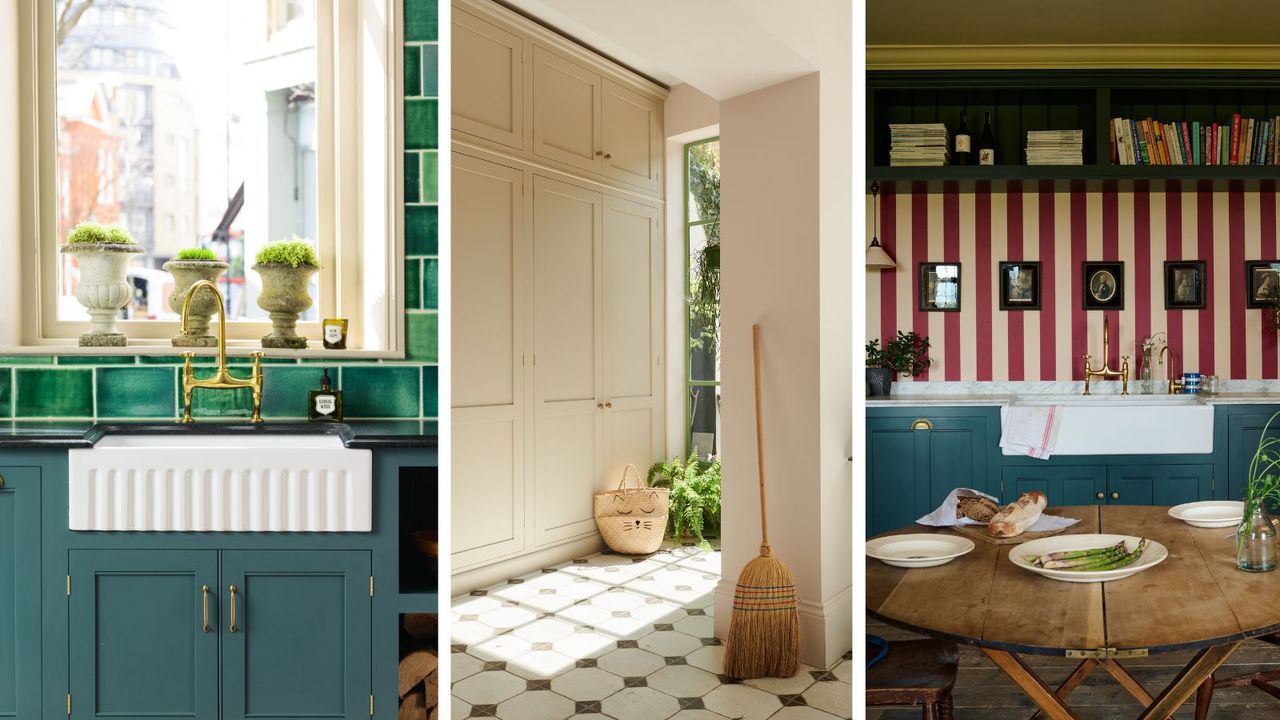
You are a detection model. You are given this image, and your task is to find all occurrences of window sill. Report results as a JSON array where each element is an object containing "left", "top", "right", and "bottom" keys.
[{"left": 0, "top": 341, "right": 407, "bottom": 361}]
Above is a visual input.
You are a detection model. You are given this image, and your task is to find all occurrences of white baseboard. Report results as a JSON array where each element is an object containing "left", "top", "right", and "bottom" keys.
[{"left": 450, "top": 535, "right": 605, "bottom": 596}]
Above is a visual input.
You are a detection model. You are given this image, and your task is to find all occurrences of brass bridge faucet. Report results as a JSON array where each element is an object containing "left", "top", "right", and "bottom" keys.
[
  {"left": 1082, "top": 315, "right": 1129, "bottom": 395},
  {"left": 178, "top": 279, "right": 264, "bottom": 423}
]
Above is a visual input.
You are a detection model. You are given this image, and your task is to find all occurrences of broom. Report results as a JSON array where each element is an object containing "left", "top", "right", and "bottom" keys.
[{"left": 723, "top": 323, "right": 801, "bottom": 679}]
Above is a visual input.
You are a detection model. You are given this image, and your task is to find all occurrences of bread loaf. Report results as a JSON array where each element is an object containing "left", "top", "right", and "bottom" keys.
[
  {"left": 988, "top": 491, "right": 1047, "bottom": 537},
  {"left": 956, "top": 496, "right": 999, "bottom": 523}
]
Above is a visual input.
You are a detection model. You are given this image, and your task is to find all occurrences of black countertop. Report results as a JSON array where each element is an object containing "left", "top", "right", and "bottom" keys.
[{"left": 0, "top": 420, "right": 438, "bottom": 449}]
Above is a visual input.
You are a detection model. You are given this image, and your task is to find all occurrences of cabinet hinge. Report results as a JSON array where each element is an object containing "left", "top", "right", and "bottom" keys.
[
  {"left": 370, "top": 576, "right": 375, "bottom": 598},
  {"left": 66, "top": 693, "right": 71, "bottom": 715},
  {"left": 66, "top": 575, "right": 71, "bottom": 596},
  {"left": 1065, "top": 647, "right": 1149, "bottom": 659},
  {"left": 370, "top": 693, "right": 375, "bottom": 716}
]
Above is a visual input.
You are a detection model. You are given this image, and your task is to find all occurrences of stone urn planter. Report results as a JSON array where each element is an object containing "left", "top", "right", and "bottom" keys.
[
  {"left": 61, "top": 224, "right": 144, "bottom": 347},
  {"left": 252, "top": 239, "right": 321, "bottom": 350},
  {"left": 164, "top": 258, "right": 230, "bottom": 347}
]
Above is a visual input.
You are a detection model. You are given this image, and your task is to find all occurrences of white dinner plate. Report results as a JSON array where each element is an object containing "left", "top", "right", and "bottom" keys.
[
  {"left": 866, "top": 533, "right": 976, "bottom": 568},
  {"left": 1168, "top": 501, "right": 1245, "bottom": 528},
  {"left": 1009, "top": 534, "right": 1167, "bottom": 583}
]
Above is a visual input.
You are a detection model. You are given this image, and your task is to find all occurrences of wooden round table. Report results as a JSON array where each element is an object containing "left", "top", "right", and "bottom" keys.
[{"left": 868, "top": 505, "right": 1280, "bottom": 720}]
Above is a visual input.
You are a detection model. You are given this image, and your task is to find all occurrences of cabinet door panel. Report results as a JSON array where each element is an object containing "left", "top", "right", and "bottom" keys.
[
  {"left": 602, "top": 80, "right": 661, "bottom": 191},
  {"left": 1002, "top": 466, "right": 1106, "bottom": 506},
  {"left": 221, "top": 551, "right": 371, "bottom": 720},
  {"left": 0, "top": 468, "right": 38, "bottom": 720},
  {"left": 536, "top": 409, "right": 601, "bottom": 544},
  {"left": 866, "top": 419, "right": 918, "bottom": 537},
  {"left": 925, "top": 418, "right": 989, "bottom": 511},
  {"left": 453, "top": 9, "right": 524, "bottom": 149},
  {"left": 1107, "top": 464, "right": 1211, "bottom": 506},
  {"left": 69, "top": 550, "right": 219, "bottom": 720},
  {"left": 453, "top": 411, "right": 524, "bottom": 566},
  {"left": 533, "top": 45, "right": 601, "bottom": 173},
  {"left": 1228, "top": 413, "right": 1280, "bottom": 502},
  {"left": 602, "top": 196, "right": 660, "bottom": 403}
]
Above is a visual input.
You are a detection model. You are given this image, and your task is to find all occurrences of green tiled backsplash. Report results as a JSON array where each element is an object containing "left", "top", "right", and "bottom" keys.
[{"left": 2, "top": 0, "right": 441, "bottom": 423}]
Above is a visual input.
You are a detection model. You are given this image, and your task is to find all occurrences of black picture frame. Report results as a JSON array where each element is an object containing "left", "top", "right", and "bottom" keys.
[
  {"left": 918, "top": 262, "right": 961, "bottom": 312},
  {"left": 1164, "top": 260, "right": 1206, "bottom": 309},
  {"left": 1081, "top": 261, "right": 1124, "bottom": 310},
  {"left": 1246, "top": 260, "right": 1280, "bottom": 309},
  {"left": 999, "top": 261, "right": 1040, "bottom": 311}
]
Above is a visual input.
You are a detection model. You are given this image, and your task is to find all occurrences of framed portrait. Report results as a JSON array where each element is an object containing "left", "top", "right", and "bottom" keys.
[
  {"left": 1246, "top": 260, "right": 1280, "bottom": 309},
  {"left": 1164, "top": 260, "right": 1206, "bottom": 309},
  {"left": 1081, "top": 261, "right": 1124, "bottom": 310},
  {"left": 999, "top": 261, "right": 1040, "bottom": 311},
  {"left": 918, "top": 262, "right": 961, "bottom": 312}
]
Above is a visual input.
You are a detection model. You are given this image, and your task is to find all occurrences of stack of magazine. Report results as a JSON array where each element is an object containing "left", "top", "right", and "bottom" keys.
[
  {"left": 1025, "top": 130, "right": 1083, "bottom": 165},
  {"left": 889, "top": 123, "right": 949, "bottom": 166}
]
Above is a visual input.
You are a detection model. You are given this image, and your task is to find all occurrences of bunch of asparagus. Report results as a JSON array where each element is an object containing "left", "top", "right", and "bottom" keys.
[{"left": 1026, "top": 539, "right": 1147, "bottom": 571}]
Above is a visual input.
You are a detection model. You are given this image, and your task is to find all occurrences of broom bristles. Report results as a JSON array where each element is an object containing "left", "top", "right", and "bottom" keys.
[{"left": 723, "top": 548, "right": 801, "bottom": 679}]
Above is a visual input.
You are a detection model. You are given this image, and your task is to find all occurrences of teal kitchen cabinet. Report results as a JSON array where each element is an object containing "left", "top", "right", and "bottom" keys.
[
  {"left": 221, "top": 551, "right": 371, "bottom": 720},
  {"left": 1222, "top": 407, "right": 1280, "bottom": 502},
  {"left": 866, "top": 409, "right": 997, "bottom": 536},
  {"left": 1001, "top": 465, "right": 1106, "bottom": 506},
  {"left": 1107, "top": 464, "right": 1212, "bottom": 505},
  {"left": 69, "top": 550, "right": 220, "bottom": 720},
  {"left": 0, "top": 467, "right": 40, "bottom": 720},
  {"left": 67, "top": 549, "right": 371, "bottom": 720}
]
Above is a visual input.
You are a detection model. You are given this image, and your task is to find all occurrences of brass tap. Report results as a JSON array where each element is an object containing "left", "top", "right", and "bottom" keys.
[
  {"left": 1082, "top": 315, "right": 1130, "bottom": 395},
  {"left": 1159, "top": 345, "right": 1185, "bottom": 395},
  {"left": 178, "top": 280, "right": 264, "bottom": 423}
]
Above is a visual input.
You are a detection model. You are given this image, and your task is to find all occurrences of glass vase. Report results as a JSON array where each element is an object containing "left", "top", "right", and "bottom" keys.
[{"left": 1237, "top": 504, "right": 1278, "bottom": 572}]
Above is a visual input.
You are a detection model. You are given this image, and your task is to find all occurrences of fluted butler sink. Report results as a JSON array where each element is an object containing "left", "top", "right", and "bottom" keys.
[{"left": 68, "top": 433, "right": 372, "bottom": 531}]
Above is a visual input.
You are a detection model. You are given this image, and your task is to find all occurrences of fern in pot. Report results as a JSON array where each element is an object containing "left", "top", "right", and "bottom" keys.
[
  {"left": 649, "top": 453, "right": 721, "bottom": 550},
  {"left": 865, "top": 331, "right": 931, "bottom": 397}
]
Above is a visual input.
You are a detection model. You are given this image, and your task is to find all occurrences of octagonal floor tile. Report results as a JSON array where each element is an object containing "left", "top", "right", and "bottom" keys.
[
  {"left": 597, "top": 647, "right": 666, "bottom": 677},
  {"left": 646, "top": 664, "right": 720, "bottom": 698},
  {"left": 703, "top": 684, "right": 782, "bottom": 720},
  {"left": 551, "top": 666, "right": 625, "bottom": 701},
  {"left": 453, "top": 670, "right": 526, "bottom": 706},
  {"left": 496, "top": 690, "right": 576, "bottom": 720},
  {"left": 600, "top": 687, "right": 681, "bottom": 720},
  {"left": 638, "top": 630, "right": 701, "bottom": 657}
]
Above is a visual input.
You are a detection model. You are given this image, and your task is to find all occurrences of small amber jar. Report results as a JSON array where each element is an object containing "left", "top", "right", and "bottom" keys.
[{"left": 322, "top": 318, "right": 348, "bottom": 349}]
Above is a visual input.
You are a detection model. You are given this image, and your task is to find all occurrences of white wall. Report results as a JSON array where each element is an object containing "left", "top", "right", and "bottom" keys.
[
  {"left": 715, "top": 71, "right": 850, "bottom": 669},
  {"left": 0, "top": 1, "right": 20, "bottom": 344}
]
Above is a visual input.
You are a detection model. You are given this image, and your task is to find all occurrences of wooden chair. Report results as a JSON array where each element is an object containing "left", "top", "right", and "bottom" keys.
[
  {"left": 866, "top": 639, "right": 959, "bottom": 720},
  {"left": 1196, "top": 635, "right": 1280, "bottom": 720}
]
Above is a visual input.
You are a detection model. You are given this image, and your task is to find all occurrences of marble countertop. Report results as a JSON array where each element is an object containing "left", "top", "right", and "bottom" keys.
[
  {"left": 865, "top": 394, "right": 1015, "bottom": 407},
  {"left": 0, "top": 420, "right": 438, "bottom": 449}
]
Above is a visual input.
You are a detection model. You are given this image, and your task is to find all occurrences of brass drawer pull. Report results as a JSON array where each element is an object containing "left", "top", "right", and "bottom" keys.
[
  {"left": 229, "top": 584, "right": 239, "bottom": 634},
  {"left": 911, "top": 419, "right": 933, "bottom": 431},
  {"left": 201, "top": 585, "right": 211, "bottom": 633}
]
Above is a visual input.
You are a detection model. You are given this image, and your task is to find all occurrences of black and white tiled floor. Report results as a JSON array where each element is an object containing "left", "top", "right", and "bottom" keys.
[{"left": 451, "top": 547, "right": 853, "bottom": 720}]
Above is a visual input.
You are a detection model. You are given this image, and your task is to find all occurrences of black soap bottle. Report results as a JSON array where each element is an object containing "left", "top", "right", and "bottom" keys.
[{"left": 309, "top": 367, "right": 343, "bottom": 422}]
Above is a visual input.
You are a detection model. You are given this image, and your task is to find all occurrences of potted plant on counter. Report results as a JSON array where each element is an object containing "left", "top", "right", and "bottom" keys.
[
  {"left": 253, "top": 237, "right": 320, "bottom": 349},
  {"left": 164, "top": 248, "right": 229, "bottom": 347},
  {"left": 865, "top": 330, "right": 931, "bottom": 397},
  {"left": 61, "top": 222, "right": 144, "bottom": 347},
  {"left": 648, "top": 453, "right": 721, "bottom": 550}
]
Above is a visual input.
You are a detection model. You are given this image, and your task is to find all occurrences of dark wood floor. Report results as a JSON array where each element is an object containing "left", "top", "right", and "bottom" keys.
[{"left": 867, "top": 615, "right": 1280, "bottom": 719}]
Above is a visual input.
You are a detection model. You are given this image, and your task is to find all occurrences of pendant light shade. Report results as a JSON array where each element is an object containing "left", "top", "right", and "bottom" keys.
[{"left": 865, "top": 182, "right": 896, "bottom": 270}]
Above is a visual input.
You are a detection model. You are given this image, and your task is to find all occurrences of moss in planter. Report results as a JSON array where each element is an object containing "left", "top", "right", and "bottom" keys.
[
  {"left": 255, "top": 237, "right": 319, "bottom": 268},
  {"left": 175, "top": 247, "right": 217, "bottom": 261},
  {"left": 66, "top": 222, "right": 135, "bottom": 245}
]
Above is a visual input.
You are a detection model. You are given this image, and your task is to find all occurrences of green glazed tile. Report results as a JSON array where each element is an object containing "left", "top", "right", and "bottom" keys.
[
  {"left": 420, "top": 152, "right": 438, "bottom": 202},
  {"left": 404, "top": 0, "right": 438, "bottom": 42},
  {"left": 406, "top": 259, "right": 422, "bottom": 310},
  {"left": 262, "top": 366, "right": 326, "bottom": 419},
  {"left": 421, "top": 44, "right": 438, "bottom": 97},
  {"left": 0, "top": 356, "right": 54, "bottom": 365},
  {"left": 97, "top": 367, "right": 176, "bottom": 419},
  {"left": 404, "top": 99, "right": 438, "bottom": 150},
  {"left": 341, "top": 366, "right": 420, "bottom": 418},
  {"left": 423, "top": 259, "right": 438, "bottom": 309},
  {"left": 0, "top": 369, "right": 10, "bottom": 418},
  {"left": 56, "top": 355, "right": 136, "bottom": 365},
  {"left": 406, "top": 313, "right": 438, "bottom": 363},
  {"left": 185, "top": 369, "right": 254, "bottom": 418},
  {"left": 422, "top": 365, "right": 438, "bottom": 417},
  {"left": 406, "top": 206, "right": 438, "bottom": 255},
  {"left": 139, "top": 354, "right": 217, "bottom": 365},
  {"left": 228, "top": 356, "right": 300, "bottom": 366},
  {"left": 404, "top": 152, "right": 421, "bottom": 204},
  {"left": 15, "top": 368, "right": 93, "bottom": 418},
  {"left": 404, "top": 45, "right": 421, "bottom": 98}
]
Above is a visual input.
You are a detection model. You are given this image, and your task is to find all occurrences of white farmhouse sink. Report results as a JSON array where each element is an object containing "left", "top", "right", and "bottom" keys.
[
  {"left": 68, "top": 434, "right": 372, "bottom": 531},
  {"left": 1006, "top": 396, "right": 1213, "bottom": 455}
]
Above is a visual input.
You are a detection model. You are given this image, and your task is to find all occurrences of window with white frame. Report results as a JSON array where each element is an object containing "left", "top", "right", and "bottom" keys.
[{"left": 14, "top": 0, "right": 402, "bottom": 353}]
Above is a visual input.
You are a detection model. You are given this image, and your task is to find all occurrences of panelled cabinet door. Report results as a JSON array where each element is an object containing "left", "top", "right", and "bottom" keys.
[
  {"left": 601, "top": 196, "right": 663, "bottom": 489},
  {"left": 532, "top": 45, "right": 602, "bottom": 174},
  {"left": 69, "top": 550, "right": 219, "bottom": 720},
  {"left": 1107, "top": 464, "right": 1212, "bottom": 505},
  {"left": 601, "top": 80, "right": 662, "bottom": 192},
  {"left": 1227, "top": 413, "right": 1280, "bottom": 502},
  {"left": 0, "top": 468, "right": 38, "bottom": 720},
  {"left": 919, "top": 416, "right": 991, "bottom": 513},
  {"left": 532, "top": 176, "right": 604, "bottom": 545},
  {"left": 453, "top": 8, "right": 525, "bottom": 150},
  {"left": 452, "top": 153, "right": 528, "bottom": 569},
  {"left": 866, "top": 419, "right": 919, "bottom": 537},
  {"left": 1001, "top": 466, "right": 1106, "bottom": 506},
  {"left": 220, "top": 551, "right": 371, "bottom": 720}
]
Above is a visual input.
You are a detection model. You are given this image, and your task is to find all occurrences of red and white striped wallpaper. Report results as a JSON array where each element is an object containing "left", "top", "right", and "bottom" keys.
[{"left": 866, "top": 181, "right": 1280, "bottom": 382}]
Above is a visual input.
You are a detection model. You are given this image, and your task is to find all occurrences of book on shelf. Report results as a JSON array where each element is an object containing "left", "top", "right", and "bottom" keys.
[{"left": 1109, "top": 114, "right": 1280, "bottom": 166}]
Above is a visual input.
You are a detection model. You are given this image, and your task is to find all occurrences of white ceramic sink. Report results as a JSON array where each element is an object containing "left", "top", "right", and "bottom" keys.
[
  {"left": 1006, "top": 395, "right": 1214, "bottom": 455},
  {"left": 68, "top": 434, "right": 372, "bottom": 531}
]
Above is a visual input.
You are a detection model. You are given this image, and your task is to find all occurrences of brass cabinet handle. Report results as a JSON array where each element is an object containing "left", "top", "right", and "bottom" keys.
[
  {"left": 911, "top": 419, "right": 933, "bottom": 431},
  {"left": 0, "top": 474, "right": 5, "bottom": 488},
  {"left": 1095, "top": 492, "right": 1105, "bottom": 500},
  {"left": 201, "top": 585, "right": 210, "bottom": 633},
  {"left": 597, "top": 402, "right": 604, "bottom": 409},
  {"left": 604, "top": 153, "right": 612, "bottom": 159},
  {"left": 228, "top": 585, "right": 239, "bottom": 634},
  {"left": 1111, "top": 492, "right": 1120, "bottom": 500},
  {"left": 605, "top": 401, "right": 613, "bottom": 409}
]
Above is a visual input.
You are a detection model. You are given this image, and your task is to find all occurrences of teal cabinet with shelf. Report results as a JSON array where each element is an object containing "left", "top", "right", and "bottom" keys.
[{"left": 0, "top": 467, "right": 40, "bottom": 720}]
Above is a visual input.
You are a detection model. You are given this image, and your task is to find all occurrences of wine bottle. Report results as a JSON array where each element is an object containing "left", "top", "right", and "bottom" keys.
[
  {"left": 978, "top": 112, "right": 996, "bottom": 166},
  {"left": 953, "top": 111, "right": 972, "bottom": 165}
]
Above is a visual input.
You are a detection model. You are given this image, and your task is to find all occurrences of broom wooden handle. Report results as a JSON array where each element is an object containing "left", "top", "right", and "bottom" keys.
[{"left": 752, "top": 323, "right": 770, "bottom": 549}]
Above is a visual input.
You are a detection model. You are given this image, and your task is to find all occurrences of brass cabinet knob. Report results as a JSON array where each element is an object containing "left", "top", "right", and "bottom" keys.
[
  {"left": 0, "top": 474, "right": 5, "bottom": 488},
  {"left": 1111, "top": 492, "right": 1120, "bottom": 500},
  {"left": 596, "top": 402, "right": 604, "bottom": 409},
  {"left": 910, "top": 419, "right": 933, "bottom": 431},
  {"left": 1096, "top": 492, "right": 1104, "bottom": 500},
  {"left": 605, "top": 401, "right": 613, "bottom": 409}
]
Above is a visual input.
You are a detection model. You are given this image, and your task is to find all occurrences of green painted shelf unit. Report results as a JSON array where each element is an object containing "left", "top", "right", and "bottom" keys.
[{"left": 868, "top": 70, "right": 1280, "bottom": 186}]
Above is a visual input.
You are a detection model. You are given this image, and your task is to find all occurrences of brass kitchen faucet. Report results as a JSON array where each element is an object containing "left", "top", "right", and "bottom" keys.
[
  {"left": 1082, "top": 315, "right": 1129, "bottom": 395},
  {"left": 177, "top": 279, "right": 264, "bottom": 423}
]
